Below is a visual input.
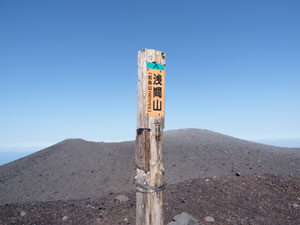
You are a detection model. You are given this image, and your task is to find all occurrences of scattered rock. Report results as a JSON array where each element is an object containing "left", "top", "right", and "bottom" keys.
[
  {"left": 167, "top": 212, "right": 199, "bottom": 225},
  {"left": 205, "top": 178, "right": 210, "bottom": 182},
  {"left": 20, "top": 211, "right": 26, "bottom": 217},
  {"left": 168, "top": 222, "right": 177, "bottom": 225},
  {"left": 62, "top": 215, "right": 68, "bottom": 221},
  {"left": 204, "top": 216, "right": 215, "bottom": 222},
  {"left": 115, "top": 194, "right": 129, "bottom": 203},
  {"left": 98, "top": 206, "right": 105, "bottom": 210},
  {"left": 124, "top": 217, "right": 130, "bottom": 224},
  {"left": 236, "top": 172, "right": 241, "bottom": 176}
]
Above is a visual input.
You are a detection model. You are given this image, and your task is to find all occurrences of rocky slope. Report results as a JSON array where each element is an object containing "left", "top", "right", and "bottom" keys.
[
  {"left": 1, "top": 174, "right": 299, "bottom": 225},
  {"left": 0, "top": 129, "right": 299, "bottom": 204}
]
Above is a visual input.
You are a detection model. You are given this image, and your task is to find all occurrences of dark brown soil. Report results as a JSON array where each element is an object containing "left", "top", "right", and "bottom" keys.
[{"left": 1, "top": 174, "right": 299, "bottom": 225}]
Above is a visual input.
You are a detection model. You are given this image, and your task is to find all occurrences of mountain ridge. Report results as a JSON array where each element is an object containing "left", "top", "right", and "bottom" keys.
[{"left": 1, "top": 128, "right": 299, "bottom": 204}]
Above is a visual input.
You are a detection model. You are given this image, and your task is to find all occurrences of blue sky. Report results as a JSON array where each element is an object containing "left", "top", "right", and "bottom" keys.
[{"left": 1, "top": 0, "right": 300, "bottom": 160}]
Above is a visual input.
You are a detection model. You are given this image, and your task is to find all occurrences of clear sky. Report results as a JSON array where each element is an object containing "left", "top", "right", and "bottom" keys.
[{"left": 1, "top": 0, "right": 300, "bottom": 156}]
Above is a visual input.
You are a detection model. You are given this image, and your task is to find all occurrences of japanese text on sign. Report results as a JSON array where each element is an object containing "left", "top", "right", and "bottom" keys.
[{"left": 146, "top": 63, "right": 165, "bottom": 117}]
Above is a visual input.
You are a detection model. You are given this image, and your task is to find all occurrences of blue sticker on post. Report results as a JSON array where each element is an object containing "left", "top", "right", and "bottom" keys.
[{"left": 147, "top": 62, "right": 165, "bottom": 71}]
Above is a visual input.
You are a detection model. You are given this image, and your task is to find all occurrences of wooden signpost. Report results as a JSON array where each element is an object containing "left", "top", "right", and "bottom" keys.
[{"left": 136, "top": 49, "right": 166, "bottom": 225}]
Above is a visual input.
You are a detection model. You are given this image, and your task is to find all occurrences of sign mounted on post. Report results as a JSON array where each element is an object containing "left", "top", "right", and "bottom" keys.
[
  {"left": 136, "top": 49, "right": 165, "bottom": 225},
  {"left": 146, "top": 62, "right": 165, "bottom": 117}
]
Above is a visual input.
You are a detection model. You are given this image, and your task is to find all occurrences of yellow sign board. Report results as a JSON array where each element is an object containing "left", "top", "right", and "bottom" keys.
[{"left": 146, "top": 68, "right": 165, "bottom": 117}]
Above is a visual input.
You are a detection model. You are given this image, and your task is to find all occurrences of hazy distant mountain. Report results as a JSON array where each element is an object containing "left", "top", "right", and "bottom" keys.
[{"left": 0, "top": 129, "right": 299, "bottom": 204}]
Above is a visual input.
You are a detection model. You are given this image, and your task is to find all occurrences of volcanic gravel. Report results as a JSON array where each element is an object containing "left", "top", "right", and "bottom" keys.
[
  {"left": 0, "top": 129, "right": 299, "bottom": 205},
  {"left": 0, "top": 174, "right": 299, "bottom": 225}
]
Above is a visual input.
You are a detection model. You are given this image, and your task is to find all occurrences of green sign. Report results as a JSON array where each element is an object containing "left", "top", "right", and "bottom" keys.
[{"left": 147, "top": 62, "right": 165, "bottom": 71}]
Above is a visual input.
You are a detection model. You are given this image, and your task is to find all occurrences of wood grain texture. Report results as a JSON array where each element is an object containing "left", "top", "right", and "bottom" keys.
[
  {"left": 136, "top": 49, "right": 165, "bottom": 225},
  {"left": 135, "top": 129, "right": 150, "bottom": 171}
]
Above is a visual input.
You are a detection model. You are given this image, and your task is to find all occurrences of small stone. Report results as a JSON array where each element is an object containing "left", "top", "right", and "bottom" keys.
[
  {"left": 62, "top": 215, "right": 68, "bottom": 221},
  {"left": 204, "top": 216, "right": 215, "bottom": 222},
  {"left": 20, "top": 211, "right": 26, "bottom": 217},
  {"left": 167, "top": 222, "right": 177, "bottom": 225},
  {"left": 115, "top": 194, "right": 129, "bottom": 203},
  {"left": 205, "top": 178, "right": 210, "bottom": 182},
  {"left": 168, "top": 212, "right": 199, "bottom": 225},
  {"left": 236, "top": 172, "right": 241, "bottom": 176},
  {"left": 98, "top": 206, "right": 105, "bottom": 210}
]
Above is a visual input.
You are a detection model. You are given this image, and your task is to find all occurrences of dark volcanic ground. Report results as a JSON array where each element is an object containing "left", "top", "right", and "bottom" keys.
[
  {"left": 1, "top": 129, "right": 300, "bottom": 204},
  {"left": 1, "top": 174, "right": 299, "bottom": 225},
  {"left": 0, "top": 129, "right": 299, "bottom": 225}
]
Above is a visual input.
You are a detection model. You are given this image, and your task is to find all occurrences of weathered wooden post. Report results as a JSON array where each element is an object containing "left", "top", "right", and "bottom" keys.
[{"left": 135, "top": 49, "right": 166, "bottom": 225}]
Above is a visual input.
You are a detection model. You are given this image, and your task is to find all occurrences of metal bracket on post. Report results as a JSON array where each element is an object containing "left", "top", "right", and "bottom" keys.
[
  {"left": 134, "top": 176, "right": 166, "bottom": 193},
  {"left": 137, "top": 128, "right": 151, "bottom": 136}
]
